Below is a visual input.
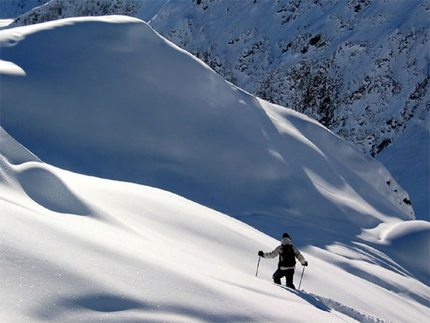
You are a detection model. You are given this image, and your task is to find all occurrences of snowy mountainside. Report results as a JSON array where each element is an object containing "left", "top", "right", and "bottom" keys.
[
  {"left": 1, "top": 0, "right": 166, "bottom": 22},
  {"left": 1, "top": 125, "right": 429, "bottom": 322},
  {"left": 0, "top": 16, "right": 414, "bottom": 240},
  {"left": 3, "top": 0, "right": 428, "bottom": 220},
  {"left": 149, "top": 0, "right": 430, "bottom": 219},
  {"left": 0, "top": 0, "right": 49, "bottom": 19},
  {"left": 6, "top": 0, "right": 428, "bottom": 156},
  {"left": 149, "top": 0, "right": 429, "bottom": 156},
  {"left": 0, "top": 15, "right": 429, "bottom": 323}
]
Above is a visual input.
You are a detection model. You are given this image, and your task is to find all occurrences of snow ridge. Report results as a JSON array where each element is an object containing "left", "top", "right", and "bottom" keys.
[{"left": 3, "top": 0, "right": 428, "bottom": 219}]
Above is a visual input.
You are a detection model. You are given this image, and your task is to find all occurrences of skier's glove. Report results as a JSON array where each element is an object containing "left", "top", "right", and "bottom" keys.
[
  {"left": 303, "top": 261, "right": 308, "bottom": 266},
  {"left": 258, "top": 251, "right": 265, "bottom": 257}
]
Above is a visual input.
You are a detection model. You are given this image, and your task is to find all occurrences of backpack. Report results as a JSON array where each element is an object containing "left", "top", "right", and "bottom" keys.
[{"left": 279, "top": 244, "right": 296, "bottom": 268}]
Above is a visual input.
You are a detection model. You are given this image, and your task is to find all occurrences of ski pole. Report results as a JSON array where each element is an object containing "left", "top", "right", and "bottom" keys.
[
  {"left": 298, "top": 266, "right": 305, "bottom": 290},
  {"left": 255, "top": 256, "right": 261, "bottom": 277}
]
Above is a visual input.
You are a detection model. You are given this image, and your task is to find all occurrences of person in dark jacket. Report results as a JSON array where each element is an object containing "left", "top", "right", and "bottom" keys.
[{"left": 258, "top": 233, "right": 308, "bottom": 289}]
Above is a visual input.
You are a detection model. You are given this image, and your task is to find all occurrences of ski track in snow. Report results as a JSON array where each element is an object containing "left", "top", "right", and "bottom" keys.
[
  {"left": 305, "top": 292, "right": 392, "bottom": 323},
  {"left": 279, "top": 286, "right": 391, "bottom": 323}
]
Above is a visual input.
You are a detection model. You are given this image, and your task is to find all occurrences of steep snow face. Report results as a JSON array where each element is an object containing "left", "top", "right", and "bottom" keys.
[
  {"left": 150, "top": 0, "right": 429, "bottom": 156},
  {"left": 148, "top": 0, "right": 430, "bottom": 219},
  {"left": 376, "top": 113, "right": 430, "bottom": 221},
  {"left": 4, "top": 1, "right": 428, "bottom": 220},
  {"left": 8, "top": 1, "right": 428, "bottom": 155},
  {"left": 0, "top": 16, "right": 413, "bottom": 242}
]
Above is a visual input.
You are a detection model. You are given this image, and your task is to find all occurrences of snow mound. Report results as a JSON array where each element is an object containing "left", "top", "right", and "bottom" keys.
[
  {"left": 16, "top": 163, "right": 92, "bottom": 215},
  {"left": 382, "top": 221, "right": 430, "bottom": 283},
  {"left": 0, "top": 59, "right": 26, "bottom": 75},
  {"left": 0, "top": 127, "right": 89, "bottom": 215}
]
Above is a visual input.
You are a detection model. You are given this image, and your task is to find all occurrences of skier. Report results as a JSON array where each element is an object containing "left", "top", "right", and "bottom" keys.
[{"left": 258, "top": 232, "right": 308, "bottom": 289}]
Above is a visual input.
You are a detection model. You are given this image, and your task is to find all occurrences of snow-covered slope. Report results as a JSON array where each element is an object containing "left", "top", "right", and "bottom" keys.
[
  {"left": 1, "top": 123, "right": 429, "bottom": 323},
  {"left": 150, "top": 0, "right": 429, "bottom": 152},
  {"left": 149, "top": 0, "right": 430, "bottom": 220},
  {"left": 0, "top": 16, "right": 429, "bottom": 323},
  {"left": 4, "top": 0, "right": 428, "bottom": 222},
  {"left": 1, "top": 0, "right": 166, "bottom": 22},
  {"left": 0, "top": 16, "right": 413, "bottom": 236}
]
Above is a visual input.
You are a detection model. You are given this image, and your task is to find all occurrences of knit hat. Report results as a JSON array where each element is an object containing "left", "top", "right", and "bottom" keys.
[{"left": 282, "top": 232, "right": 291, "bottom": 239}]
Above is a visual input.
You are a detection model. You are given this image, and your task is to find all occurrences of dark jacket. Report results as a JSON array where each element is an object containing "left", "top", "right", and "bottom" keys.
[{"left": 263, "top": 237, "right": 306, "bottom": 270}]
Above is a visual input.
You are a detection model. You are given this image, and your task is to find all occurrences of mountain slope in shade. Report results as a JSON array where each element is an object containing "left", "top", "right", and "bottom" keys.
[
  {"left": 148, "top": 0, "right": 430, "bottom": 220},
  {"left": 4, "top": 0, "right": 428, "bottom": 221},
  {"left": 0, "top": 17, "right": 413, "bottom": 241}
]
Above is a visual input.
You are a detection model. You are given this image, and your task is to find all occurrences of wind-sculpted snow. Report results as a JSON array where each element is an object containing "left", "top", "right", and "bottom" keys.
[
  {"left": 1, "top": 125, "right": 429, "bottom": 322},
  {"left": 367, "top": 220, "right": 430, "bottom": 284},
  {"left": 3, "top": 0, "right": 428, "bottom": 222},
  {"left": 0, "top": 129, "right": 89, "bottom": 215},
  {"left": 0, "top": 17, "right": 414, "bottom": 239},
  {"left": 0, "top": 16, "right": 428, "bottom": 322},
  {"left": 0, "top": 59, "right": 26, "bottom": 76},
  {"left": 17, "top": 164, "right": 92, "bottom": 215}
]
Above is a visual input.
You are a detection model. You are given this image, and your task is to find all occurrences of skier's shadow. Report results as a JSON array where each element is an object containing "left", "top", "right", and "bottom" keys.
[{"left": 278, "top": 286, "right": 331, "bottom": 312}]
